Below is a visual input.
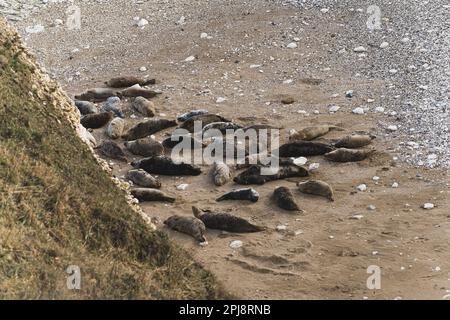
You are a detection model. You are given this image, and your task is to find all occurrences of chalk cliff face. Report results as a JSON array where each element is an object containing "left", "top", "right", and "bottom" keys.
[{"left": 0, "top": 17, "right": 225, "bottom": 299}]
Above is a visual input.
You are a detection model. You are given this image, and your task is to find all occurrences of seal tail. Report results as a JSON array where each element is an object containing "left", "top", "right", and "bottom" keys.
[
  {"left": 216, "top": 194, "right": 228, "bottom": 202},
  {"left": 241, "top": 223, "right": 266, "bottom": 233},
  {"left": 329, "top": 125, "right": 345, "bottom": 131}
]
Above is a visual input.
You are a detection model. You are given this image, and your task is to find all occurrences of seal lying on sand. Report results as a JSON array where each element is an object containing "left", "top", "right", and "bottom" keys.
[
  {"left": 179, "top": 114, "right": 231, "bottom": 132},
  {"left": 123, "top": 119, "right": 177, "bottom": 140},
  {"left": 162, "top": 134, "right": 205, "bottom": 149},
  {"left": 324, "top": 148, "right": 374, "bottom": 162},
  {"left": 106, "top": 117, "right": 125, "bottom": 139},
  {"left": 297, "top": 180, "right": 334, "bottom": 201},
  {"left": 75, "top": 88, "right": 118, "bottom": 102},
  {"left": 212, "top": 162, "right": 232, "bottom": 186},
  {"left": 273, "top": 186, "right": 302, "bottom": 211},
  {"left": 334, "top": 134, "right": 375, "bottom": 148},
  {"left": 289, "top": 125, "right": 344, "bottom": 141},
  {"left": 105, "top": 76, "right": 155, "bottom": 88},
  {"left": 118, "top": 84, "right": 160, "bottom": 99},
  {"left": 192, "top": 207, "right": 265, "bottom": 233},
  {"left": 101, "top": 96, "right": 124, "bottom": 118},
  {"left": 216, "top": 188, "right": 259, "bottom": 202},
  {"left": 164, "top": 215, "right": 207, "bottom": 243},
  {"left": 132, "top": 96, "right": 155, "bottom": 117},
  {"left": 75, "top": 100, "right": 98, "bottom": 115},
  {"left": 278, "top": 141, "right": 333, "bottom": 157},
  {"left": 126, "top": 169, "right": 161, "bottom": 188},
  {"left": 131, "top": 188, "right": 175, "bottom": 203},
  {"left": 98, "top": 141, "right": 127, "bottom": 162},
  {"left": 203, "top": 122, "right": 243, "bottom": 137},
  {"left": 177, "top": 109, "right": 209, "bottom": 122},
  {"left": 124, "top": 137, "right": 164, "bottom": 157},
  {"left": 80, "top": 111, "right": 113, "bottom": 129},
  {"left": 132, "top": 155, "right": 202, "bottom": 176},
  {"left": 234, "top": 163, "right": 309, "bottom": 185}
]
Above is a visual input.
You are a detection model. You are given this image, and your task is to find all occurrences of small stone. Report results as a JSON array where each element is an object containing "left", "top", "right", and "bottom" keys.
[
  {"left": 139, "top": 66, "right": 147, "bottom": 72},
  {"left": 350, "top": 214, "right": 364, "bottom": 220},
  {"left": 380, "top": 41, "right": 389, "bottom": 49},
  {"left": 353, "top": 46, "right": 367, "bottom": 53},
  {"left": 392, "top": 182, "right": 399, "bottom": 188},
  {"left": 276, "top": 225, "right": 287, "bottom": 231},
  {"left": 422, "top": 203, "right": 434, "bottom": 210},
  {"left": 292, "top": 157, "right": 308, "bottom": 166},
  {"left": 387, "top": 125, "right": 398, "bottom": 131},
  {"left": 176, "top": 183, "right": 189, "bottom": 191},
  {"left": 25, "top": 24, "right": 45, "bottom": 34},
  {"left": 283, "top": 79, "right": 294, "bottom": 84},
  {"left": 375, "top": 106, "right": 385, "bottom": 113},
  {"left": 137, "top": 18, "right": 148, "bottom": 27},
  {"left": 200, "top": 32, "right": 208, "bottom": 39},
  {"left": 367, "top": 205, "right": 376, "bottom": 211},
  {"left": 216, "top": 97, "right": 226, "bottom": 103},
  {"left": 372, "top": 176, "right": 380, "bottom": 181},
  {"left": 287, "top": 42, "right": 298, "bottom": 49},
  {"left": 281, "top": 97, "right": 295, "bottom": 104},
  {"left": 345, "top": 90, "right": 354, "bottom": 98},
  {"left": 308, "top": 163, "right": 320, "bottom": 171},
  {"left": 329, "top": 105, "right": 340, "bottom": 113},
  {"left": 356, "top": 184, "right": 367, "bottom": 192},
  {"left": 352, "top": 107, "right": 365, "bottom": 115},
  {"left": 229, "top": 240, "right": 243, "bottom": 249},
  {"left": 184, "top": 55, "right": 196, "bottom": 62}
]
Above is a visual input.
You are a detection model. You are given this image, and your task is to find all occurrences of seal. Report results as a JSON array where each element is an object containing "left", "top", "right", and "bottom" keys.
[
  {"left": 289, "top": 125, "right": 344, "bottom": 141},
  {"left": 273, "top": 186, "right": 302, "bottom": 211},
  {"left": 74, "top": 100, "right": 98, "bottom": 115},
  {"left": 101, "top": 96, "right": 124, "bottom": 118},
  {"left": 162, "top": 134, "right": 205, "bottom": 149},
  {"left": 278, "top": 141, "right": 334, "bottom": 157},
  {"left": 131, "top": 188, "right": 175, "bottom": 203},
  {"left": 177, "top": 109, "right": 209, "bottom": 122},
  {"left": 105, "top": 76, "right": 155, "bottom": 88},
  {"left": 119, "top": 84, "right": 160, "bottom": 99},
  {"left": 106, "top": 117, "right": 125, "bottom": 139},
  {"left": 216, "top": 188, "right": 259, "bottom": 202},
  {"left": 123, "top": 119, "right": 177, "bottom": 141},
  {"left": 132, "top": 96, "right": 155, "bottom": 117},
  {"left": 192, "top": 207, "right": 265, "bottom": 233},
  {"left": 126, "top": 169, "right": 161, "bottom": 188},
  {"left": 212, "top": 161, "right": 232, "bottom": 186},
  {"left": 234, "top": 163, "right": 309, "bottom": 185},
  {"left": 164, "top": 215, "right": 207, "bottom": 243},
  {"left": 203, "top": 122, "right": 242, "bottom": 137},
  {"left": 324, "top": 148, "right": 374, "bottom": 162},
  {"left": 132, "top": 155, "right": 202, "bottom": 176},
  {"left": 75, "top": 88, "right": 118, "bottom": 102},
  {"left": 98, "top": 141, "right": 127, "bottom": 162},
  {"left": 124, "top": 137, "right": 164, "bottom": 157},
  {"left": 297, "top": 180, "right": 334, "bottom": 201},
  {"left": 334, "top": 134, "right": 375, "bottom": 148},
  {"left": 179, "top": 114, "right": 231, "bottom": 132},
  {"left": 80, "top": 111, "right": 113, "bottom": 129}
]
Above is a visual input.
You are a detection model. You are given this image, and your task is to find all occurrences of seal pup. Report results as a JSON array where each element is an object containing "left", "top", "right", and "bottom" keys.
[
  {"left": 123, "top": 119, "right": 177, "bottom": 140},
  {"left": 179, "top": 114, "right": 231, "bottom": 132},
  {"left": 334, "top": 134, "right": 375, "bottom": 148},
  {"left": 132, "top": 96, "right": 155, "bottom": 117},
  {"left": 162, "top": 134, "right": 205, "bottom": 149},
  {"left": 192, "top": 207, "right": 265, "bottom": 233},
  {"left": 132, "top": 155, "right": 202, "bottom": 176},
  {"left": 273, "top": 186, "right": 302, "bottom": 211},
  {"left": 216, "top": 188, "right": 259, "bottom": 202},
  {"left": 98, "top": 141, "right": 127, "bottom": 162},
  {"left": 324, "top": 148, "right": 374, "bottom": 162},
  {"left": 126, "top": 169, "right": 161, "bottom": 188},
  {"left": 164, "top": 215, "right": 207, "bottom": 243},
  {"left": 212, "top": 161, "right": 232, "bottom": 186},
  {"left": 105, "top": 76, "right": 155, "bottom": 88},
  {"left": 80, "top": 111, "right": 113, "bottom": 129},
  {"left": 106, "top": 117, "right": 125, "bottom": 139},
  {"left": 177, "top": 109, "right": 209, "bottom": 122},
  {"left": 289, "top": 125, "right": 344, "bottom": 141},
  {"left": 74, "top": 100, "right": 98, "bottom": 115},
  {"left": 233, "top": 163, "right": 309, "bottom": 185},
  {"left": 297, "top": 180, "right": 334, "bottom": 201},
  {"left": 278, "top": 141, "right": 334, "bottom": 157},
  {"left": 203, "top": 122, "right": 243, "bottom": 137},
  {"left": 124, "top": 137, "right": 164, "bottom": 157},
  {"left": 119, "top": 84, "right": 160, "bottom": 99},
  {"left": 101, "top": 96, "right": 124, "bottom": 118},
  {"left": 131, "top": 188, "right": 175, "bottom": 203},
  {"left": 75, "top": 88, "right": 118, "bottom": 102}
]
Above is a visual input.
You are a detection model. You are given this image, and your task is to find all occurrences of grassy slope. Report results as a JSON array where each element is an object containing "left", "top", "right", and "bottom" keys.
[{"left": 0, "top": 19, "right": 226, "bottom": 299}]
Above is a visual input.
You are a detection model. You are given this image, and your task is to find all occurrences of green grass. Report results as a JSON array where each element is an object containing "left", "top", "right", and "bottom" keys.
[{"left": 0, "top": 18, "right": 227, "bottom": 299}]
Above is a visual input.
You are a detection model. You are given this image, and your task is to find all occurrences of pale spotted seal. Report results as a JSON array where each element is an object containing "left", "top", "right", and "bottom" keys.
[
  {"left": 126, "top": 169, "right": 161, "bottom": 189},
  {"left": 123, "top": 119, "right": 177, "bottom": 141},
  {"left": 297, "top": 180, "right": 334, "bottom": 201},
  {"left": 334, "top": 134, "right": 375, "bottom": 148},
  {"left": 179, "top": 114, "right": 231, "bottom": 132},
  {"left": 324, "top": 148, "right": 374, "bottom": 162},
  {"left": 131, "top": 188, "right": 175, "bottom": 203},
  {"left": 119, "top": 84, "right": 160, "bottom": 99},
  {"left": 105, "top": 76, "right": 155, "bottom": 88},
  {"left": 106, "top": 117, "right": 125, "bottom": 139},
  {"left": 124, "top": 137, "right": 164, "bottom": 157},
  {"left": 132, "top": 96, "right": 155, "bottom": 117},
  {"left": 75, "top": 88, "right": 118, "bottom": 102},
  {"left": 212, "top": 162, "right": 232, "bottom": 186},
  {"left": 289, "top": 125, "right": 344, "bottom": 141},
  {"left": 177, "top": 109, "right": 209, "bottom": 122},
  {"left": 101, "top": 96, "right": 124, "bottom": 118},
  {"left": 164, "top": 215, "right": 207, "bottom": 243}
]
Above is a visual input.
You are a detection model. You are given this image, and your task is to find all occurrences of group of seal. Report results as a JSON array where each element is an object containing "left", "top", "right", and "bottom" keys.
[{"left": 76, "top": 76, "right": 379, "bottom": 245}]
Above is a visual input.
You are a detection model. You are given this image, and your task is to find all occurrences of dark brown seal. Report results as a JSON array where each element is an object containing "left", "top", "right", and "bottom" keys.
[
  {"left": 131, "top": 155, "right": 202, "bottom": 176},
  {"left": 278, "top": 141, "right": 334, "bottom": 157},
  {"left": 98, "top": 141, "right": 127, "bottom": 162},
  {"left": 80, "top": 111, "right": 113, "bottom": 129},
  {"left": 124, "top": 137, "right": 164, "bottom": 157},
  {"left": 178, "top": 114, "right": 231, "bottom": 132},
  {"left": 123, "top": 119, "right": 177, "bottom": 141},
  {"left": 273, "top": 186, "right": 302, "bottom": 211}
]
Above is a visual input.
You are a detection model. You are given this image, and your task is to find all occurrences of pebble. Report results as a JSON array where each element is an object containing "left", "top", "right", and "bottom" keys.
[
  {"left": 353, "top": 46, "right": 366, "bottom": 53},
  {"left": 137, "top": 18, "right": 148, "bottom": 27},
  {"left": 352, "top": 107, "right": 365, "bottom": 115},
  {"left": 329, "top": 105, "right": 340, "bottom": 113},
  {"left": 380, "top": 41, "right": 389, "bottom": 49},
  {"left": 422, "top": 203, "right": 434, "bottom": 210},
  {"left": 276, "top": 225, "right": 287, "bottom": 231},
  {"left": 176, "top": 183, "right": 189, "bottom": 191},
  {"left": 345, "top": 90, "right": 354, "bottom": 98},
  {"left": 372, "top": 176, "right": 380, "bottom": 181},
  {"left": 308, "top": 163, "right": 320, "bottom": 171},
  {"left": 387, "top": 125, "right": 398, "bottom": 131},
  {"left": 200, "top": 32, "right": 208, "bottom": 39},
  {"left": 184, "top": 55, "right": 196, "bottom": 62},
  {"left": 25, "top": 24, "right": 44, "bottom": 34},
  {"left": 375, "top": 106, "right": 385, "bottom": 113},
  {"left": 292, "top": 157, "right": 308, "bottom": 166},
  {"left": 216, "top": 97, "right": 226, "bottom": 103},
  {"left": 286, "top": 42, "right": 297, "bottom": 49},
  {"left": 356, "top": 184, "right": 367, "bottom": 192},
  {"left": 392, "top": 182, "right": 399, "bottom": 188},
  {"left": 139, "top": 66, "right": 147, "bottom": 72},
  {"left": 229, "top": 240, "right": 243, "bottom": 249},
  {"left": 367, "top": 205, "right": 376, "bottom": 211},
  {"left": 350, "top": 214, "right": 364, "bottom": 220}
]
